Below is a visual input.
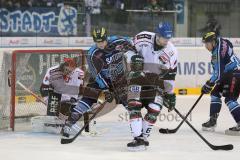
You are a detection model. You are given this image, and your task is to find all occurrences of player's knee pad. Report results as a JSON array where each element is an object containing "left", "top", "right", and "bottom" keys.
[
  {"left": 127, "top": 99, "right": 142, "bottom": 111},
  {"left": 210, "top": 95, "right": 222, "bottom": 105},
  {"left": 225, "top": 98, "right": 240, "bottom": 112},
  {"left": 127, "top": 99, "right": 143, "bottom": 119},
  {"left": 225, "top": 98, "right": 240, "bottom": 122},
  {"left": 129, "top": 110, "right": 142, "bottom": 120},
  {"left": 73, "top": 100, "right": 92, "bottom": 115},
  {"left": 69, "top": 100, "right": 92, "bottom": 123},
  {"left": 144, "top": 103, "right": 161, "bottom": 124}
]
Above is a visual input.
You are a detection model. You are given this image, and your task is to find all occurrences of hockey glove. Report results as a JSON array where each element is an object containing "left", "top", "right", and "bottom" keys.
[
  {"left": 103, "top": 90, "right": 114, "bottom": 103},
  {"left": 163, "top": 93, "right": 176, "bottom": 112},
  {"left": 128, "top": 71, "right": 145, "bottom": 80},
  {"left": 130, "top": 55, "right": 144, "bottom": 72},
  {"left": 70, "top": 97, "right": 77, "bottom": 104},
  {"left": 201, "top": 80, "right": 214, "bottom": 94}
]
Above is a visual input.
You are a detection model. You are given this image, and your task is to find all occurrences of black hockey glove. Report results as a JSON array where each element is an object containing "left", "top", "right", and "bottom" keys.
[
  {"left": 201, "top": 80, "right": 214, "bottom": 94},
  {"left": 130, "top": 55, "right": 144, "bottom": 72},
  {"left": 103, "top": 90, "right": 114, "bottom": 103},
  {"left": 163, "top": 93, "right": 176, "bottom": 112},
  {"left": 128, "top": 55, "right": 145, "bottom": 79},
  {"left": 128, "top": 71, "right": 145, "bottom": 80},
  {"left": 70, "top": 97, "right": 77, "bottom": 104}
]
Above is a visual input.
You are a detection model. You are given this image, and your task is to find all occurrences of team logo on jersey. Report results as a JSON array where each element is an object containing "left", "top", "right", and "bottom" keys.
[
  {"left": 106, "top": 53, "right": 122, "bottom": 64},
  {"left": 136, "top": 34, "right": 152, "bottom": 40}
]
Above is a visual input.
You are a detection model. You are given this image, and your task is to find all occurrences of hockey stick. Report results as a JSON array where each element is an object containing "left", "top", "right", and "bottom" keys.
[
  {"left": 60, "top": 100, "right": 107, "bottom": 144},
  {"left": 159, "top": 93, "right": 204, "bottom": 134},
  {"left": 174, "top": 107, "right": 233, "bottom": 150},
  {"left": 17, "top": 81, "right": 47, "bottom": 106},
  {"left": 18, "top": 81, "right": 92, "bottom": 132}
]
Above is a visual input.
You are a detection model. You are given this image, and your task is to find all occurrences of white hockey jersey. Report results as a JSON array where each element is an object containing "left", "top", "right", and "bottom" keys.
[
  {"left": 42, "top": 65, "right": 84, "bottom": 101},
  {"left": 133, "top": 31, "right": 178, "bottom": 93}
]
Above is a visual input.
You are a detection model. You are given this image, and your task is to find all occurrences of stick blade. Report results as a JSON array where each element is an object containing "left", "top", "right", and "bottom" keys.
[
  {"left": 61, "top": 138, "right": 74, "bottom": 144},
  {"left": 159, "top": 128, "right": 176, "bottom": 134},
  {"left": 211, "top": 144, "right": 234, "bottom": 151}
]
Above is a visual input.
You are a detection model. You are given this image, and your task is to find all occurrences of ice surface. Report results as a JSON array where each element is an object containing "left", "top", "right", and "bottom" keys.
[{"left": 0, "top": 96, "right": 239, "bottom": 160}]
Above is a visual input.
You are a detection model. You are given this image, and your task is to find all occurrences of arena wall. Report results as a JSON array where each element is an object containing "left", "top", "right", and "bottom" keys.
[{"left": 1, "top": 37, "right": 240, "bottom": 95}]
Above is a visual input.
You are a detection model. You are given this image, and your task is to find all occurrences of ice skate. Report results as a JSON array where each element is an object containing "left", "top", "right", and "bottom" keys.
[
  {"left": 61, "top": 122, "right": 80, "bottom": 139},
  {"left": 225, "top": 123, "right": 240, "bottom": 136},
  {"left": 127, "top": 136, "right": 147, "bottom": 151},
  {"left": 202, "top": 114, "right": 218, "bottom": 132}
]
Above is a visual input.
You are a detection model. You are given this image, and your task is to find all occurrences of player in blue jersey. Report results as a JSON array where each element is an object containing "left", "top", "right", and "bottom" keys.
[
  {"left": 61, "top": 27, "right": 137, "bottom": 138},
  {"left": 201, "top": 32, "right": 240, "bottom": 135}
]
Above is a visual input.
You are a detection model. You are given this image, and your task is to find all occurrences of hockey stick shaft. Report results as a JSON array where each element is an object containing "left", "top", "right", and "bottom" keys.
[
  {"left": 61, "top": 101, "right": 107, "bottom": 144},
  {"left": 17, "top": 81, "right": 47, "bottom": 106},
  {"left": 159, "top": 93, "right": 204, "bottom": 133},
  {"left": 174, "top": 108, "right": 233, "bottom": 150}
]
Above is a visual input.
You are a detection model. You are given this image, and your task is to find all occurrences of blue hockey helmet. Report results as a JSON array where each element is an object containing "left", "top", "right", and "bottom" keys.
[{"left": 155, "top": 22, "right": 173, "bottom": 39}]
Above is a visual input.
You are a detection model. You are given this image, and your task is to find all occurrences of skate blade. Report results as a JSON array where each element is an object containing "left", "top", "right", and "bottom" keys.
[
  {"left": 127, "top": 145, "right": 146, "bottom": 152},
  {"left": 202, "top": 126, "right": 216, "bottom": 132},
  {"left": 225, "top": 130, "right": 240, "bottom": 136}
]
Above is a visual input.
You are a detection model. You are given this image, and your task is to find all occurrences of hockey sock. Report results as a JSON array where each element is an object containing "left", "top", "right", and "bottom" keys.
[
  {"left": 127, "top": 99, "right": 143, "bottom": 137},
  {"left": 226, "top": 100, "right": 240, "bottom": 122},
  {"left": 142, "top": 119, "right": 154, "bottom": 138},
  {"left": 210, "top": 95, "right": 222, "bottom": 117},
  {"left": 142, "top": 103, "right": 161, "bottom": 138},
  {"left": 130, "top": 117, "right": 143, "bottom": 137}
]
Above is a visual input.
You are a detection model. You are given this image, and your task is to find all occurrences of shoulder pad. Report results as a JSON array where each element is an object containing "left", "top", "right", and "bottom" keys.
[{"left": 88, "top": 45, "right": 98, "bottom": 55}]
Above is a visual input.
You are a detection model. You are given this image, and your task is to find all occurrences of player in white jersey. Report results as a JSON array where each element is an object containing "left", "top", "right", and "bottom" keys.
[
  {"left": 31, "top": 57, "right": 84, "bottom": 133},
  {"left": 40, "top": 57, "right": 84, "bottom": 105},
  {"left": 126, "top": 22, "right": 178, "bottom": 150}
]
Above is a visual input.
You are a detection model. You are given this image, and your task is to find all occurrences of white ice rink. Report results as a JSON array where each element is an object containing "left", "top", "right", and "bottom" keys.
[{"left": 0, "top": 95, "right": 239, "bottom": 160}]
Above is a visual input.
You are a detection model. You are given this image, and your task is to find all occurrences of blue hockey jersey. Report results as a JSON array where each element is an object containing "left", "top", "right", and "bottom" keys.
[
  {"left": 87, "top": 36, "right": 134, "bottom": 89},
  {"left": 210, "top": 38, "right": 240, "bottom": 83}
]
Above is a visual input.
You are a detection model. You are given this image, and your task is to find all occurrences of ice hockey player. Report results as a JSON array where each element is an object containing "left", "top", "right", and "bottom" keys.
[
  {"left": 201, "top": 32, "right": 240, "bottom": 135},
  {"left": 61, "top": 27, "right": 137, "bottom": 138},
  {"left": 126, "top": 22, "right": 178, "bottom": 151},
  {"left": 32, "top": 57, "right": 84, "bottom": 133},
  {"left": 40, "top": 57, "right": 84, "bottom": 107}
]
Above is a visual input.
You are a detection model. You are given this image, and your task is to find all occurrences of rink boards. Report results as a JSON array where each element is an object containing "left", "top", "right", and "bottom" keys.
[{"left": 0, "top": 43, "right": 240, "bottom": 105}]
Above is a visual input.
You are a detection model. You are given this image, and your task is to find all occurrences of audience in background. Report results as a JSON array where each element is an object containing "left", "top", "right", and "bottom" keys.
[
  {"left": 144, "top": 0, "right": 176, "bottom": 11},
  {"left": 144, "top": 0, "right": 164, "bottom": 11},
  {"left": 84, "top": 0, "right": 102, "bottom": 14},
  {"left": 0, "top": 0, "right": 176, "bottom": 11},
  {"left": 1, "top": 0, "right": 64, "bottom": 8},
  {"left": 199, "top": 14, "right": 221, "bottom": 36}
]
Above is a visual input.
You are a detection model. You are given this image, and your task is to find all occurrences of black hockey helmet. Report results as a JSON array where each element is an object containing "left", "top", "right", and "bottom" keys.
[
  {"left": 202, "top": 32, "right": 217, "bottom": 43},
  {"left": 92, "top": 27, "right": 107, "bottom": 42}
]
